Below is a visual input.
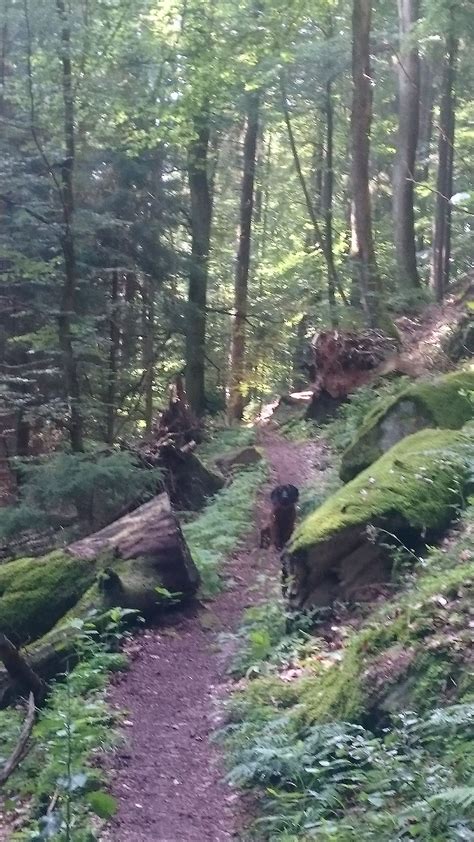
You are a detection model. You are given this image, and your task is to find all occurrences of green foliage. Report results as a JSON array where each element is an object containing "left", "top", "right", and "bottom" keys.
[
  {"left": 225, "top": 703, "right": 474, "bottom": 840},
  {"left": 184, "top": 462, "right": 267, "bottom": 596},
  {"left": 2, "top": 610, "right": 134, "bottom": 841},
  {"left": 224, "top": 509, "right": 474, "bottom": 840},
  {"left": 0, "top": 452, "right": 162, "bottom": 540},
  {"left": 322, "top": 379, "right": 412, "bottom": 454},
  {"left": 198, "top": 426, "right": 257, "bottom": 466}
]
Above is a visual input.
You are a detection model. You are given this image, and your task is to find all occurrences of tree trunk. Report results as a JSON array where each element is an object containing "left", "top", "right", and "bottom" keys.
[
  {"left": 56, "top": 0, "right": 84, "bottom": 452},
  {"left": 280, "top": 76, "right": 346, "bottom": 315},
  {"left": 418, "top": 57, "right": 435, "bottom": 184},
  {"left": 393, "top": 0, "right": 420, "bottom": 289},
  {"left": 430, "top": 26, "right": 458, "bottom": 301},
  {"left": 186, "top": 110, "right": 212, "bottom": 416},
  {"left": 228, "top": 90, "right": 260, "bottom": 422},
  {"left": 142, "top": 275, "right": 155, "bottom": 435},
  {"left": 105, "top": 270, "right": 120, "bottom": 445},
  {"left": 351, "top": 0, "right": 388, "bottom": 331},
  {"left": 323, "top": 79, "right": 337, "bottom": 324}
]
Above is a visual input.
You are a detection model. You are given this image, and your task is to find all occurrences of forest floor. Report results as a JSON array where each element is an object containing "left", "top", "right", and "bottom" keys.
[{"left": 100, "top": 432, "right": 329, "bottom": 842}]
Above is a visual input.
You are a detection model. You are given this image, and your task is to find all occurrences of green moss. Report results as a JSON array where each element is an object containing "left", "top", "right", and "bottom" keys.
[
  {"left": 301, "top": 561, "right": 474, "bottom": 723},
  {"left": 340, "top": 370, "right": 474, "bottom": 481},
  {"left": 291, "top": 428, "right": 471, "bottom": 553},
  {"left": 0, "top": 550, "right": 96, "bottom": 645}
]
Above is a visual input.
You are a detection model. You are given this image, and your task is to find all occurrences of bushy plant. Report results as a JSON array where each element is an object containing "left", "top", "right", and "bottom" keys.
[
  {"left": 0, "top": 451, "right": 163, "bottom": 540},
  {"left": 3, "top": 609, "right": 137, "bottom": 840}
]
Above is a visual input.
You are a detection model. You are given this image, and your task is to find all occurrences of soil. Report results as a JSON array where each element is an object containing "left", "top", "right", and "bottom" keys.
[{"left": 101, "top": 432, "right": 328, "bottom": 842}]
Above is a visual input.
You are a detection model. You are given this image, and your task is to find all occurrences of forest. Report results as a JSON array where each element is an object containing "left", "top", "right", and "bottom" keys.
[{"left": 0, "top": 0, "right": 473, "bottom": 839}]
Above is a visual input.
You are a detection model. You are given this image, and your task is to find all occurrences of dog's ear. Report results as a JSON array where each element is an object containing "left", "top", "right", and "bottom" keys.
[
  {"left": 270, "top": 486, "right": 282, "bottom": 504},
  {"left": 286, "top": 484, "right": 299, "bottom": 503}
]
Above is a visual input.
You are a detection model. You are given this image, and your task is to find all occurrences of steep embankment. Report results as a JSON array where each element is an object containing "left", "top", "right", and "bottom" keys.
[{"left": 101, "top": 433, "right": 330, "bottom": 842}]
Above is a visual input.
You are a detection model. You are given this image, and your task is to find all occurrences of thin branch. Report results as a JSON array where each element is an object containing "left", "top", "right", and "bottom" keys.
[
  {"left": 0, "top": 692, "right": 36, "bottom": 787},
  {"left": 0, "top": 193, "right": 53, "bottom": 225},
  {"left": 406, "top": 176, "right": 474, "bottom": 215}
]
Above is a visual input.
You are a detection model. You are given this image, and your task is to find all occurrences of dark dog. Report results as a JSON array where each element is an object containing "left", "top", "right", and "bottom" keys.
[{"left": 260, "top": 484, "right": 299, "bottom": 551}]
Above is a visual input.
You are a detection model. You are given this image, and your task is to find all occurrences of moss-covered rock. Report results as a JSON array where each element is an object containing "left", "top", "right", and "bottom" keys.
[
  {"left": 340, "top": 370, "right": 474, "bottom": 482},
  {"left": 284, "top": 429, "right": 473, "bottom": 610},
  {"left": 300, "top": 561, "right": 474, "bottom": 724}
]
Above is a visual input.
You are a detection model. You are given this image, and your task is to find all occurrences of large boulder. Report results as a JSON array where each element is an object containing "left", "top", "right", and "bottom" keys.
[
  {"left": 284, "top": 429, "right": 472, "bottom": 610},
  {"left": 215, "top": 446, "right": 262, "bottom": 475},
  {"left": 340, "top": 370, "right": 474, "bottom": 483}
]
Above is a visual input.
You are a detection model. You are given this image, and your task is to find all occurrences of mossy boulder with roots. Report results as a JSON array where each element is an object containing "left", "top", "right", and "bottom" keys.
[
  {"left": 339, "top": 369, "right": 474, "bottom": 483},
  {"left": 284, "top": 428, "right": 473, "bottom": 610},
  {"left": 300, "top": 560, "right": 474, "bottom": 725}
]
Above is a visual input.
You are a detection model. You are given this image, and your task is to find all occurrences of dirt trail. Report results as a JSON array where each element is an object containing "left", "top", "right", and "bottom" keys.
[{"left": 102, "top": 433, "right": 327, "bottom": 842}]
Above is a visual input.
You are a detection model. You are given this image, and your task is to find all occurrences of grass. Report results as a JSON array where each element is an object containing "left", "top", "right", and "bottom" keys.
[{"left": 184, "top": 461, "right": 267, "bottom": 597}]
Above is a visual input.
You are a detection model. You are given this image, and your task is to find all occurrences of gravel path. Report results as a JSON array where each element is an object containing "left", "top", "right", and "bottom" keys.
[{"left": 101, "top": 433, "right": 328, "bottom": 842}]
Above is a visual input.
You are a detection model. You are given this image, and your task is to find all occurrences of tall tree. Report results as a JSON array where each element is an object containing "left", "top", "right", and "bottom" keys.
[
  {"left": 393, "top": 0, "right": 421, "bottom": 289},
  {"left": 228, "top": 89, "right": 260, "bottom": 421},
  {"left": 430, "top": 16, "right": 458, "bottom": 301},
  {"left": 186, "top": 111, "right": 213, "bottom": 415},
  {"left": 55, "top": 0, "right": 84, "bottom": 451},
  {"left": 350, "top": 0, "right": 388, "bottom": 330}
]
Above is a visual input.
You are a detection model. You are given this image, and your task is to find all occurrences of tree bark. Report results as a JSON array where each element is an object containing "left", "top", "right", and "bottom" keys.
[
  {"left": 351, "top": 0, "right": 390, "bottom": 332},
  {"left": 105, "top": 270, "right": 120, "bottom": 445},
  {"left": 56, "top": 0, "right": 84, "bottom": 452},
  {"left": 228, "top": 90, "right": 260, "bottom": 421},
  {"left": 0, "top": 635, "right": 47, "bottom": 703},
  {"left": 393, "top": 0, "right": 420, "bottom": 289},
  {"left": 430, "top": 25, "right": 458, "bottom": 301},
  {"left": 186, "top": 110, "right": 213, "bottom": 416},
  {"left": 142, "top": 275, "right": 155, "bottom": 435},
  {"left": 323, "top": 79, "right": 337, "bottom": 323}
]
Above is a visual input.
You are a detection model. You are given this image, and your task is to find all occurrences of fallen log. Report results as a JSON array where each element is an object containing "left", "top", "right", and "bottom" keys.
[{"left": 0, "top": 492, "right": 200, "bottom": 705}]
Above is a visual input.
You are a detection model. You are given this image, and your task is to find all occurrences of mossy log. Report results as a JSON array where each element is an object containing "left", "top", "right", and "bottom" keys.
[
  {"left": 340, "top": 370, "right": 474, "bottom": 483},
  {"left": 0, "top": 493, "right": 199, "bottom": 687},
  {"left": 284, "top": 429, "right": 472, "bottom": 610}
]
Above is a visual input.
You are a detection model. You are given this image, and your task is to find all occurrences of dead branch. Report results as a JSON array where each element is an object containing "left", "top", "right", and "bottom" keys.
[
  {"left": 0, "top": 634, "right": 47, "bottom": 704},
  {"left": 0, "top": 692, "right": 36, "bottom": 786}
]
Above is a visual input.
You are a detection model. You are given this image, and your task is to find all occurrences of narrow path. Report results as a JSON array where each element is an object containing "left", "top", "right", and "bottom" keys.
[{"left": 102, "top": 433, "right": 327, "bottom": 842}]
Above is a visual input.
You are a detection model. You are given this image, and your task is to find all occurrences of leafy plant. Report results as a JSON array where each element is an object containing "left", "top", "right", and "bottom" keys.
[
  {"left": 0, "top": 451, "right": 163, "bottom": 540},
  {"left": 3, "top": 610, "right": 135, "bottom": 840}
]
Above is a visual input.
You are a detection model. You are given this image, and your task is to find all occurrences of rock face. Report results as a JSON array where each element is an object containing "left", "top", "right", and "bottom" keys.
[
  {"left": 340, "top": 370, "right": 474, "bottom": 483},
  {"left": 284, "top": 429, "right": 472, "bottom": 610},
  {"left": 215, "top": 446, "right": 262, "bottom": 474}
]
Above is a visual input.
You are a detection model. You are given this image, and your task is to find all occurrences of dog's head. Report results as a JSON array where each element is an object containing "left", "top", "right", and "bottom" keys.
[{"left": 270, "top": 484, "right": 299, "bottom": 507}]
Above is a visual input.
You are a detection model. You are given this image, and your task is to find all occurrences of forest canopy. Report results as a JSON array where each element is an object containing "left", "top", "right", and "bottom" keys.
[{"left": 0, "top": 0, "right": 473, "bottom": 449}]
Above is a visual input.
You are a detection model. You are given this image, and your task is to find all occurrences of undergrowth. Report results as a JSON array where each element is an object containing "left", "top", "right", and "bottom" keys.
[
  {"left": 223, "top": 506, "right": 474, "bottom": 840},
  {"left": 198, "top": 426, "right": 256, "bottom": 467},
  {"left": 0, "top": 609, "right": 135, "bottom": 841},
  {"left": 321, "top": 378, "right": 411, "bottom": 453},
  {"left": 183, "top": 461, "right": 267, "bottom": 597}
]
